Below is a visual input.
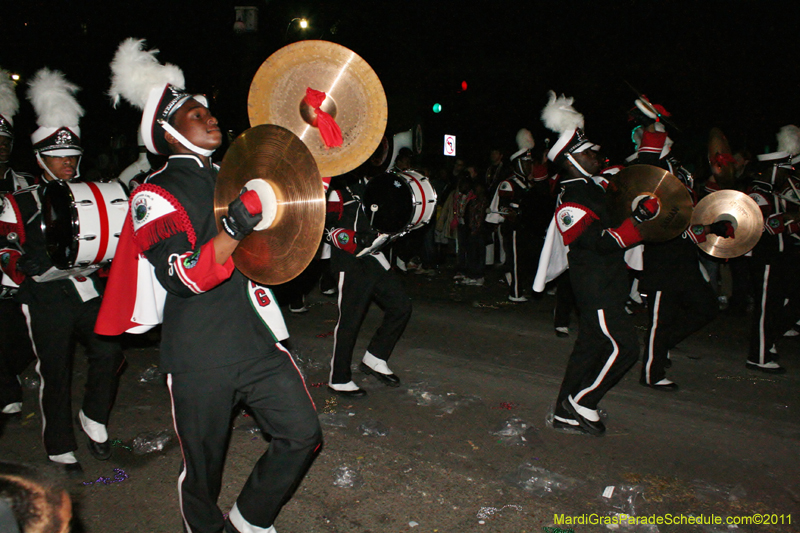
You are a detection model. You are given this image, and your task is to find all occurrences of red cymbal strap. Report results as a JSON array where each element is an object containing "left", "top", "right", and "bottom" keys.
[{"left": 304, "top": 87, "right": 343, "bottom": 149}]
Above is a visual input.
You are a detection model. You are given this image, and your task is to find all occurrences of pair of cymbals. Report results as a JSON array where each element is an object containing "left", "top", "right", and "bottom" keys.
[
  {"left": 607, "top": 165, "right": 694, "bottom": 242},
  {"left": 216, "top": 41, "right": 387, "bottom": 284}
]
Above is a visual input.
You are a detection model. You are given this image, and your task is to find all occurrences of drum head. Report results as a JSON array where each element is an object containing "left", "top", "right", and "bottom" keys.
[
  {"left": 41, "top": 181, "right": 77, "bottom": 270},
  {"left": 363, "top": 173, "right": 413, "bottom": 234}
]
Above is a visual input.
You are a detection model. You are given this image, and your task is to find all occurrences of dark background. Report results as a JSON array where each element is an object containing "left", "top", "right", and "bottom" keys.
[{"left": 4, "top": 0, "right": 799, "bottom": 175}]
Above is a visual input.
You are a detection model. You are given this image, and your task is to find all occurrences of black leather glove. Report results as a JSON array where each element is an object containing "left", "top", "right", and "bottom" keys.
[
  {"left": 221, "top": 189, "right": 263, "bottom": 241},
  {"left": 632, "top": 196, "right": 660, "bottom": 224},
  {"left": 709, "top": 220, "right": 736, "bottom": 239},
  {"left": 16, "top": 253, "right": 47, "bottom": 276}
]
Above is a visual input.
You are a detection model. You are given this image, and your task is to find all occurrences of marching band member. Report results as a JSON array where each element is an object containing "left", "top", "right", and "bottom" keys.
[
  {"left": 744, "top": 125, "right": 800, "bottom": 374},
  {"left": 537, "top": 92, "right": 657, "bottom": 436},
  {"left": 96, "top": 39, "right": 321, "bottom": 533},
  {"left": 324, "top": 171, "right": 412, "bottom": 397},
  {"left": 0, "top": 68, "right": 123, "bottom": 473},
  {"left": 486, "top": 129, "right": 549, "bottom": 302},
  {"left": 0, "top": 67, "right": 36, "bottom": 418},
  {"left": 627, "top": 102, "right": 725, "bottom": 390}
]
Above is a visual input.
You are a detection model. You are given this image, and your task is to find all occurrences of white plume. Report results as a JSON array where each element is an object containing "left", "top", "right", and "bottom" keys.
[
  {"left": 0, "top": 68, "right": 19, "bottom": 124},
  {"left": 516, "top": 128, "right": 535, "bottom": 151},
  {"left": 541, "top": 90, "right": 584, "bottom": 135},
  {"left": 109, "top": 38, "right": 185, "bottom": 110},
  {"left": 776, "top": 125, "right": 800, "bottom": 155},
  {"left": 27, "top": 68, "right": 84, "bottom": 128}
]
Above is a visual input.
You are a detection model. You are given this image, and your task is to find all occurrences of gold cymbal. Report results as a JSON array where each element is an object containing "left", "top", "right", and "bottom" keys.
[
  {"left": 691, "top": 190, "right": 763, "bottom": 258},
  {"left": 214, "top": 124, "right": 325, "bottom": 285},
  {"left": 248, "top": 40, "right": 388, "bottom": 177},
  {"left": 607, "top": 164, "right": 694, "bottom": 242}
]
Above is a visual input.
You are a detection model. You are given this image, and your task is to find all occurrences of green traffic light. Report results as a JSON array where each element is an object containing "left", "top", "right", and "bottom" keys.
[{"left": 433, "top": 103, "right": 442, "bottom": 113}]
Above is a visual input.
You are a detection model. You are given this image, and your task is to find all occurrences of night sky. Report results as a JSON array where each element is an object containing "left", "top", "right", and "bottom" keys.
[{"left": 4, "top": 1, "right": 799, "bottom": 175}]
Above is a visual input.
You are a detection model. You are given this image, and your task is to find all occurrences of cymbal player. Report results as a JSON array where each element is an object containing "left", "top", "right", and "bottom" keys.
[{"left": 96, "top": 39, "right": 321, "bottom": 533}]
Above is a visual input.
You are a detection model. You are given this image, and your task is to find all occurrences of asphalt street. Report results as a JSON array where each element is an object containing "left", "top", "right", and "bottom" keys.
[{"left": 1, "top": 264, "right": 798, "bottom": 533}]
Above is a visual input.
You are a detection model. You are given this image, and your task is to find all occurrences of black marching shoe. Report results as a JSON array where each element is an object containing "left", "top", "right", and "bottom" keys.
[
  {"left": 327, "top": 384, "right": 368, "bottom": 398},
  {"left": 85, "top": 435, "right": 112, "bottom": 461},
  {"left": 552, "top": 416, "right": 592, "bottom": 435},
  {"left": 561, "top": 398, "right": 605, "bottom": 436},
  {"left": 50, "top": 456, "right": 84, "bottom": 479},
  {"left": 640, "top": 378, "right": 679, "bottom": 391},
  {"left": 359, "top": 362, "right": 401, "bottom": 387},
  {"left": 77, "top": 413, "right": 112, "bottom": 460},
  {"left": 63, "top": 461, "right": 85, "bottom": 478},
  {"left": 746, "top": 360, "right": 786, "bottom": 374}
]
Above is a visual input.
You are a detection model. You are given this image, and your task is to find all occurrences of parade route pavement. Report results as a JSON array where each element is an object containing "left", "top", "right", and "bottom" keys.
[{"left": 1, "top": 266, "right": 797, "bottom": 532}]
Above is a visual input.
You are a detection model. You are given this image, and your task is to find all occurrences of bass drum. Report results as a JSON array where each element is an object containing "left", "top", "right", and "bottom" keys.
[
  {"left": 41, "top": 180, "right": 128, "bottom": 269},
  {"left": 363, "top": 170, "right": 437, "bottom": 234}
]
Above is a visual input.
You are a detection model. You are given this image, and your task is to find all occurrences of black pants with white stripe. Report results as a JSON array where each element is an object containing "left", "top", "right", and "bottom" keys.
[
  {"left": 330, "top": 257, "right": 412, "bottom": 384},
  {"left": 168, "top": 350, "right": 321, "bottom": 533},
  {"left": 641, "top": 277, "right": 717, "bottom": 384},
  {"left": 748, "top": 256, "right": 800, "bottom": 364},
  {"left": 555, "top": 306, "right": 639, "bottom": 413},
  {"left": 22, "top": 296, "right": 123, "bottom": 456},
  {"left": 502, "top": 227, "right": 541, "bottom": 299}
]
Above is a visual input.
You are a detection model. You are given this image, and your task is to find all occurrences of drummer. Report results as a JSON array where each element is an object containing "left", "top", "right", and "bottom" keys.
[
  {"left": 325, "top": 168, "right": 413, "bottom": 397},
  {"left": 0, "top": 68, "right": 123, "bottom": 474},
  {"left": 0, "top": 67, "right": 36, "bottom": 420}
]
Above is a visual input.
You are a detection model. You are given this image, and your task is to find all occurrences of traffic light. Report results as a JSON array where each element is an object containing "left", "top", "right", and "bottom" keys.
[{"left": 432, "top": 103, "right": 442, "bottom": 113}]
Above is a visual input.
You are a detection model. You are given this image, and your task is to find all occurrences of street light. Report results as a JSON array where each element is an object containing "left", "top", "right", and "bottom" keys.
[{"left": 285, "top": 17, "right": 309, "bottom": 39}]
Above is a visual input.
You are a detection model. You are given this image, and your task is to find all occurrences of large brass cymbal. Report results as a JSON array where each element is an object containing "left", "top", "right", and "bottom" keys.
[
  {"left": 214, "top": 124, "right": 325, "bottom": 285},
  {"left": 691, "top": 190, "right": 763, "bottom": 258},
  {"left": 607, "top": 164, "right": 693, "bottom": 242},
  {"left": 248, "top": 40, "right": 388, "bottom": 177}
]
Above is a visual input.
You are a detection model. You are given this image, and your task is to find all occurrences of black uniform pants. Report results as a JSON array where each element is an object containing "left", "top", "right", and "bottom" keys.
[
  {"left": 0, "top": 298, "right": 35, "bottom": 407},
  {"left": 330, "top": 258, "right": 412, "bottom": 384},
  {"left": 502, "top": 228, "right": 541, "bottom": 299},
  {"left": 748, "top": 257, "right": 800, "bottom": 364},
  {"left": 556, "top": 306, "right": 639, "bottom": 412},
  {"left": 22, "top": 297, "right": 123, "bottom": 456},
  {"left": 554, "top": 272, "right": 575, "bottom": 329},
  {"left": 168, "top": 349, "right": 321, "bottom": 533},
  {"left": 641, "top": 277, "right": 717, "bottom": 384}
]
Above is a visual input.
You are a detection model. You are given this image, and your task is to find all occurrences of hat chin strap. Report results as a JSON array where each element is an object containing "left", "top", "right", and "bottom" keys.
[
  {"left": 35, "top": 152, "right": 81, "bottom": 182},
  {"left": 161, "top": 122, "right": 215, "bottom": 157},
  {"left": 565, "top": 153, "right": 593, "bottom": 178}
]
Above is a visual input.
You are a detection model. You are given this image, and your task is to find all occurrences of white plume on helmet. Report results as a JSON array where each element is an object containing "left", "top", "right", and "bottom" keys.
[
  {"left": 541, "top": 91, "right": 584, "bottom": 136},
  {"left": 27, "top": 68, "right": 84, "bottom": 129},
  {"left": 776, "top": 125, "right": 800, "bottom": 156},
  {"left": 0, "top": 69, "right": 19, "bottom": 127},
  {"left": 510, "top": 128, "right": 535, "bottom": 162},
  {"left": 516, "top": 128, "right": 535, "bottom": 152},
  {"left": 109, "top": 37, "right": 185, "bottom": 110}
]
